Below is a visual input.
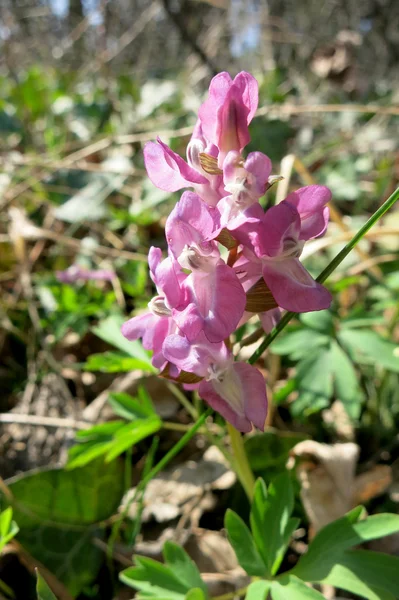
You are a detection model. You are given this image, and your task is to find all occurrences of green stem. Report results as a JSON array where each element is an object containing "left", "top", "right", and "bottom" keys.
[
  {"left": 227, "top": 422, "right": 255, "bottom": 500},
  {"left": 249, "top": 187, "right": 399, "bottom": 364},
  {"left": 139, "top": 408, "right": 213, "bottom": 490}
]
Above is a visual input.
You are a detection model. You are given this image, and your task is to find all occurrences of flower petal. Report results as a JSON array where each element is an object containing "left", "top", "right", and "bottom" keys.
[
  {"left": 262, "top": 257, "right": 332, "bottom": 312},
  {"left": 284, "top": 185, "right": 331, "bottom": 240},
  {"left": 252, "top": 201, "right": 301, "bottom": 258},
  {"left": 162, "top": 332, "right": 228, "bottom": 378},
  {"left": 144, "top": 139, "right": 207, "bottom": 192},
  {"left": 178, "top": 263, "right": 246, "bottom": 343},
  {"left": 199, "top": 379, "right": 253, "bottom": 432},
  {"left": 198, "top": 361, "right": 267, "bottom": 432},
  {"left": 165, "top": 191, "right": 218, "bottom": 259},
  {"left": 199, "top": 72, "right": 258, "bottom": 158},
  {"left": 148, "top": 246, "right": 184, "bottom": 309},
  {"left": 244, "top": 152, "right": 272, "bottom": 196}
]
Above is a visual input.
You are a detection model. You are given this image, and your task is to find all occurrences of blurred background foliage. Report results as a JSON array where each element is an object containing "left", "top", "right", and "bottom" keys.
[{"left": 0, "top": 1, "right": 398, "bottom": 599}]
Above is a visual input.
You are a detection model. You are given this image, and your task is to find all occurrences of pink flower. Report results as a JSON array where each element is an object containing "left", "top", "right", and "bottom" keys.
[
  {"left": 284, "top": 185, "right": 331, "bottom": 240},
  {"left": 56, "top": 266, "right": 115, "bottom": 283},
  {"left": 198, "top": 71, "right": 258, "bottom": 165},
  {"left": 121, "top": 247, "right": 184, "bottom": 370},
  {"left": 248, "top": 201, "right": 332, "bottom": 313},
  {"left": 174, "top": 258, "right": 246, "bottom": 343},
  {"left": 217, "top": 150, "right": 271, "bottom": 231},
  {"left": 120, "top": 70, "right": 334, "bottom": 433},
  {"left": 165, "top": 191, "right": 219, "bottom": 260},
  {"left": 166, "top": 192, "right": 246, "bottom": 342},
  {"left": 143, "top": 137, "right": 223, "bottom": 206},
  {"left": 163, "top": 332, "right": 267, "bottom": 432}
]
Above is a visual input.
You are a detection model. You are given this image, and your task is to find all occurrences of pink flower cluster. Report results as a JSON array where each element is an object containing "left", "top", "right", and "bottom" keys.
[{"left": 122, "top": 72, "right": 332, "bottom": 432}]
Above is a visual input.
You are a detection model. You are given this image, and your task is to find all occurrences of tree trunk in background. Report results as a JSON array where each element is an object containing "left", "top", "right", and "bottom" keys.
[{"left": 68, "top": 0, "right": 84, "bottom": 30}]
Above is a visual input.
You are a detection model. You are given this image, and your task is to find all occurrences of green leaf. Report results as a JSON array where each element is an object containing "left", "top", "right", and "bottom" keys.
[
  {"left": 163, "top": 542, "right": 208, "bottom": 595},
  {"left": 105, "top": 416, "right": 162, "bottom": 461},
  {"left": 292, "top": 348, "right": 333, "bottom": 417},
  {"left": 320, "top": 551, "right": 399, "bottom": 600},
  {"left": 108, "top": 388, "right": 156, "bottom": 420},
  {"left": 330, "top": 340, "right": 364, "bottom": 419},
  {"left": 224, "top": 509, "right": 266, "bottom": 576},
  {"left": 250, "top": 474, "right": 295, "bottom": 577},
  {"left": 245, "top": 580, "right": 272, "bottom": 600},
  {"left": 67, "top": 414, "right": 161, "bottom": 467},
  {"left": 185, "top": 589, "right": 206, "bottom": 600},
  {"left": 120, "top": 543, "right": 208, "bottom": 599},
  {"left": 67, "top": 421, "right": 124, "bottom": 468},
  {"left": 4, "top": 459, "right": 125, "bottom": 596},
  {"left": 293, "top": 510, "right": 399, "bottom": 582},
  {"left": 84, "top": 351, "right": 154, "bottom": 373},
  {"left": 0, "top": 507, "right": 19, "bottom": 552},
  {"left": 271, "top": 575, "right": 325, "bottom": 600},
  {"left": 245, "top": 430, "right": 308, "bottom": 472},
  {"left": 339, "top": 329, "right": 399, "bottom": 373},
  {"left": 299, "top": 310, "right": 334, "bottom": 333},
  {"left": 36, "top": 571, "right": 57, "bottom": 600},
  {"left": 92, "top": 314, "right": 153, "bottom": 364},
  {"left": 270, "top": 329, "right": 329, "bottom": 360}
]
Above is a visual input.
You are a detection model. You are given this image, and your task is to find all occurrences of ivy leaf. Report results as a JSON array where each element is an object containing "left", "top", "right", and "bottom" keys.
[{"left": 3, "top": 459, "right": 125, "bottom": 596}]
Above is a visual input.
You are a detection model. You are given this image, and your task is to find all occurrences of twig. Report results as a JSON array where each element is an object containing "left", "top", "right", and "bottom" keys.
[
  {"left": 348, "top": 253, "right": 398, "bottom": 276},
  {"left": 257, "top": 103, "right": 399, "bottom": 117},
  {"left": 0, "top": 413, "right": 91, "bottom": 430},
  {"left": 23, "top": 225, "right": 148, "bottom": 263}
]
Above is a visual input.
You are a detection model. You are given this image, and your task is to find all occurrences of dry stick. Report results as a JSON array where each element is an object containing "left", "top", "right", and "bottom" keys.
[
  {"left": 3, "top": 102, "right": 397, "bottom": 206},
  {"left": 0, "top": 413, "right": 90, "bottom": 430},
  {"left": 256, "top": 103, "right": 399, "bottom": 117},
  {"left": 348, "top": 253, "right": 398, "bottom": 276},
  {"left": 293, "top": 156, "right": 384, "bottom": 280},
  {"left": 29, "top": 226, "right": 148, "bottom": 263}
]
